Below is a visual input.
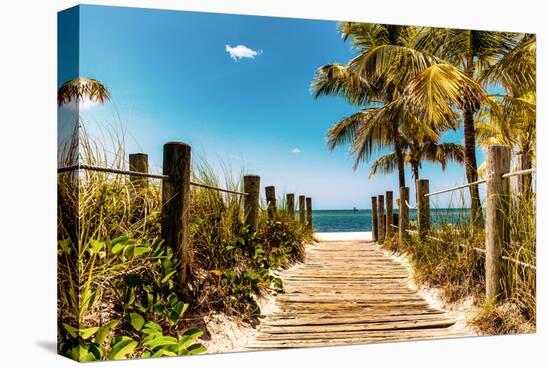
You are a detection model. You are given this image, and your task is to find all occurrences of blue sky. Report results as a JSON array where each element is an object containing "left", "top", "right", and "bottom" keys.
[{"left": 60, "top": 5, "right": 488, "bottom": 209}]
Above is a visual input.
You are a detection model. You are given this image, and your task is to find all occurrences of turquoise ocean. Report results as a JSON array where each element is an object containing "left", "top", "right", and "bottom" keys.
[{"left": 312, "top": 209, "right": 471, "bottom": 233}]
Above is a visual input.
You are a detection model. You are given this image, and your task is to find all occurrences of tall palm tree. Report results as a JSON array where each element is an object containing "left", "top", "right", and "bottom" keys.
[
  {"left": 313, "top": 24, "right": 429, "bottom": 188},
  {"left": 414, "top": 29, "right": 522, "bottom": 224}
]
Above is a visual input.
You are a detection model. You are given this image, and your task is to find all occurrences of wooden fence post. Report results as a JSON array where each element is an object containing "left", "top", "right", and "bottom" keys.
[
  {"left": 306, "top": 197, "right": 313, "bottom": 230},
  {"left": 386, "top": 191, "right": 394, "bottom": 238},
  {"left": 286, "top": 193, "right": 295, "bottom": 216},
  {"left": 162, "top": 142, "right": 192, "bottom": 285},
  {"left": 377, "top": 195, "right": 385, "bottom": 242},
  {"left": 265, "top": 185, "right": 277, "bottom": 220},
  {"left": 417, "top": 179, "right": 430, "bottom": 239},
  {"left": 244, "top": 175, "right": 261, "bottom": 232},
  {"left": 371, "top": 196, "right": 378, "bottom": 241},
  {"left": 299, "top": 195, "right": 306, "bottom": 225},
  {"left": 129, "top": 153, "right": 148, "bottom": 187},
  {"left": 399, "top": 186, "right": 409, "bottom": 246},
  {"left": 486, "top": 145, "right": 511, "bottom": 300}
]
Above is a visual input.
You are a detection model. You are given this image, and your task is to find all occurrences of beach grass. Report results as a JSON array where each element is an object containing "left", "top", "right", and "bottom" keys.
[{"left": 382, "top": 190, "right": 536, "bottom": 334}]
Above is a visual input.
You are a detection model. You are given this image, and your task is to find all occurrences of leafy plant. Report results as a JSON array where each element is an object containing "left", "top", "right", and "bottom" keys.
[{"left": 59, "top": 315, "right": 205, "bottom": 361}]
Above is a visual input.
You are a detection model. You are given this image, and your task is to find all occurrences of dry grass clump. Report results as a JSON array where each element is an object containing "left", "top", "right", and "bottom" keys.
[{"left": 472, "top": 300, "right": 535, "bottom": 335}]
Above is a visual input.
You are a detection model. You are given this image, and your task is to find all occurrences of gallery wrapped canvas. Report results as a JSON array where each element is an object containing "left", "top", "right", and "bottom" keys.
[{"left": 57, "top": 4, "right": 536, "bottom": 362}]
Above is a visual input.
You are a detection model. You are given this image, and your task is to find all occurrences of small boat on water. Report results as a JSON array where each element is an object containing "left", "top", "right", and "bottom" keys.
[{"left": 353, "top": 206, "right": 358, "bottom": 213}]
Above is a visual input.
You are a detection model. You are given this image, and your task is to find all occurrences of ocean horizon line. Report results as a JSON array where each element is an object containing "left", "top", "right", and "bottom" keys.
[{"left": 312, "top": 208, "right": 473, "bottom": 211}]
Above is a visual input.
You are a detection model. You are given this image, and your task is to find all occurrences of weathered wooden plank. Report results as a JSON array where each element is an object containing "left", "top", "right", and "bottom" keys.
[
  {"left": 259, "top": 318, "right": 455, "bottom": 334},
  {"left": 264, "top": 313, "right": 450, "bottom": 326},
  {"left": 249, "top": 331, "right": 471, "bottom": 348}
]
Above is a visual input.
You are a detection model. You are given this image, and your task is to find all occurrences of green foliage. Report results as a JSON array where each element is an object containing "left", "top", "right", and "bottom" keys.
[{"left": 59, "top": 315, "right": 205, "bottom": 362}]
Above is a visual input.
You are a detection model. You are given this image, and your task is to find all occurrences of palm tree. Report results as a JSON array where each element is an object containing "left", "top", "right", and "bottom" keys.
[
  {"left": 483, "top": 32, "right": 536, "bottom": 183},
  {"left": 58, "top": 77, "right": 111, "bottom": 106},
  {"left": 313, "top": 24, "right": 429, "bottom": 188},
  {"left": 314, "top": 63, "right": 441, "bottom": 183},
  {"left": 57, "top": 77, "right": 111, "bottom": 166},
  {"left": 370, "top": 140, "right": 465, "bottom": 184},
  {"left": 414, "top": 29, "right": 522, "bottom": 224},
  {"left": 348, "top": 29, "right": 508, "bottom": 225},
  {"left": 476, "top": 91, "right": 535, "bottom": 196}
]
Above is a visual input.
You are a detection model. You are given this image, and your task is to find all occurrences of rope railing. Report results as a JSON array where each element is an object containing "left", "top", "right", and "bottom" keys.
[
  {"left": 57, "top": 164, "right": 169, "bottom": 179},
  {"left": 424, "top": 168, "right": 536, "bottom": 197},
  {"left": 424, "top": 179, "right": 486, "bottom": 197},
  {"left": 57, "top": 164, "right": 249, "bottom": 196},
  {"left": 190, "top": 182, "right": 248, "bottom": 196},
  {"left": 401, "top": 229, "right": 535, "bottom": 270},
  {"left": 501, "top": 167, "right": 536, "bottom": 178},
  {"left": 502, "top": 255, "right": 537, "bottom": 271},
  {"left": 404, "top": 200, "right": 417, "bottom": 209}
]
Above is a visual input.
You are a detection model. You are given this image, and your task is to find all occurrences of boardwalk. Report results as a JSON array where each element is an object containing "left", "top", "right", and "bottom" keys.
[{"left": 250, "top": 236, "right": 469, "bottom": 349}]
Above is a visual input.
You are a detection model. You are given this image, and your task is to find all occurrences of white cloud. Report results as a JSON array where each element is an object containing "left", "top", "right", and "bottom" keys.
[
  {"left": 225, "top": 44, "right": 262, "bottom": 61},
  {"left": 291, "top": 148, "right": 301, "bottom": 154}
]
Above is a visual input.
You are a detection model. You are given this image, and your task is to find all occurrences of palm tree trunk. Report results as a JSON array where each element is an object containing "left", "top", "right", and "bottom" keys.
[
  {"left": 463, "top": 108, "right": 483, "bottom": 226},
  {"left": 519, "top": 151, "right": 533, "bottom": 198},
  {"left": 412, "top": 164, "right": 420, "bottom": 183},
  {"left": 392, "top": 122, "right": 406, "bottom": 188},
  {"left": 412, "top": 162, "right": 420, "bottom": 204},
  {"left": 463, "top": 54, "right": 483, "bottom": 227}
]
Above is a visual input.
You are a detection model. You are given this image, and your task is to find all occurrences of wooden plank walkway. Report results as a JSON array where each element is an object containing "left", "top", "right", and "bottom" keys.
[{"left": 249, "top": 238, "right": 469, "bottom": 349}]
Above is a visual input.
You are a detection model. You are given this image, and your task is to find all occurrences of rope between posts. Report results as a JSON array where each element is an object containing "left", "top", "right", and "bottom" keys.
[
  {"left": 424, "top": 179, "right": 486, "bottom": 197},
  {"left": 404, "top": 230, "right": 535, "bottom": 270},
  {"left": 424, "top": 168, "right": 536, "bottom": 197},
  {"left": 405, "top": 200, "right": 416, "bottom": 209},
  {"left": 501, "top": 168, "right": 536, "bottom": 178},
  {"left": 190, "top": 182, "right": 249, "bottom": 196},
  {"left": 57, "top": 164, "right": 249, "bottom": 196},
  {"left": 57, "top": 164, "right": 169, "bottom": 179}
]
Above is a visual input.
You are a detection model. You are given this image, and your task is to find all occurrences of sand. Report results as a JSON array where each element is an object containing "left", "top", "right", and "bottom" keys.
[
  {"left": 315, "top": 231, "right": 373, "bottom": 241},
  {"left": 383, "top": 250, "right": 478, "bottom": 336}
]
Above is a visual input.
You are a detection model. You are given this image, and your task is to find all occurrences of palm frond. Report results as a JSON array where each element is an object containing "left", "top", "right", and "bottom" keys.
[
  {"left": 479, "top": 34, "right": 536, "bottom": 93},
  {"left": 475, "top": 120, "right": 506, "bottom": 146},
  {"left": 339, "top": 22, "right": 390, "bottom": 51},
  {"left": 349, "top": 44, "right": 441, "bottom": 92},
  {"left": 431, "top": 29, "right": 521, "bottom": 70},
  {"left": 312, "top": 63, "right": 378, "bottom": 105},
  {"left": 58, "top": 77, "right": 111, "bottom": 106},
  {"left": 369, "top": 152, "right": 398, "bottom": 178},
  {"left": 349, "top": 107, "right": 394, "bottom": 169},
  {"left": 327, "top": 109, "right": 372, "bottom": 151},
  {"left": 431, "top": 142, "right": 465, "bottom": 170},
  {"left": 402, "top": 63, "right": 488, "bottom": 127}
]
